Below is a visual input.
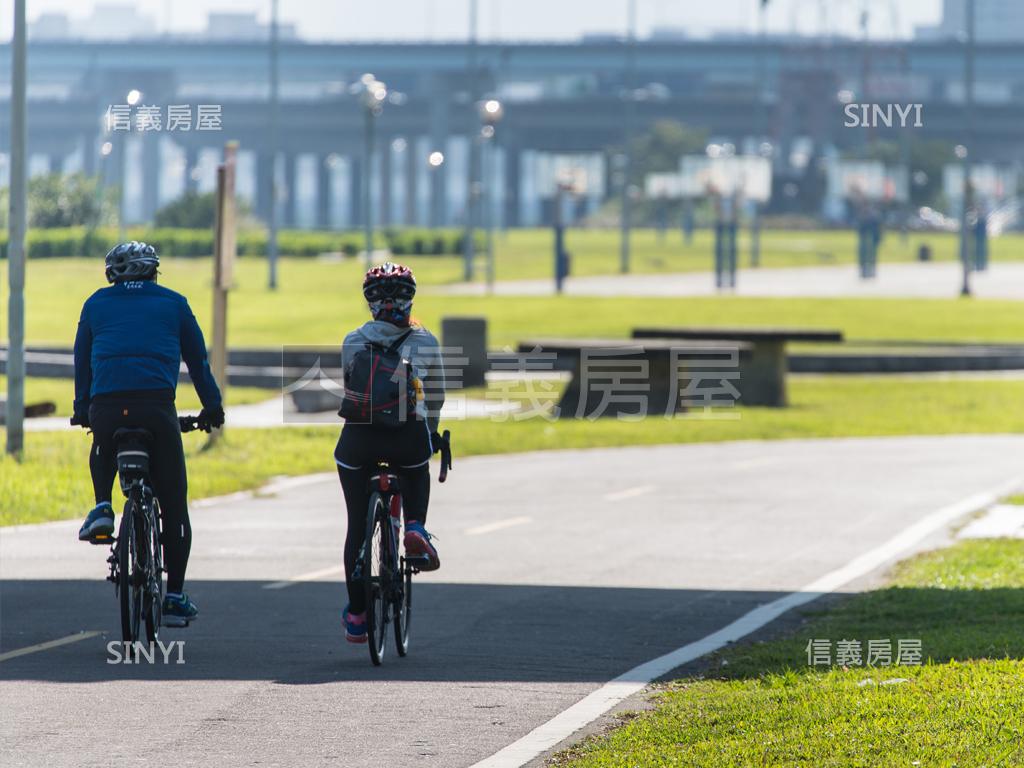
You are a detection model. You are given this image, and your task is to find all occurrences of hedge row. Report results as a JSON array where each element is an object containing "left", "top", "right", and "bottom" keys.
[{"left": 0, "top": 227, "right": 478, "bottom": 259}]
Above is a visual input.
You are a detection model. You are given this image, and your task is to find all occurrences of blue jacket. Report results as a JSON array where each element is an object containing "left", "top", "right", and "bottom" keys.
[{"left": 73, "top": 280, "right": 222, "bottom": 416}]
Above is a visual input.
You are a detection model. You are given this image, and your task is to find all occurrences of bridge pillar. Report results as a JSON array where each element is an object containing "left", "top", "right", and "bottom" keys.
[
  {"left": 349, "top": 155, "right": 363, "bottom": 231},
  {"left": 282, "top": 152, "right": 297, "bottom": 228},
  {"left": 184, "top": 145, "right": 200, "bottom": 194},
  {"left": 82, "top": 134, "right": 98, "bottom": 177},
  {"left": 141, "top": 133, "right": 160, "bottom": 222},
  {"left": 48, "top": 152, "right": 64, "bottom": 175},
  {"left": 256, "top": 152, "right": 274, "bottom": 224},
  {"left": 380, "top": 140, "right": 392, "bottom": 228},
  {"left": 503, "top": 144, "right": 521, "bottom": 228},
  {"left": 404, "top": 136, "right": 418, "bottom": 226},
  {"left": 317, "top": 154, "right": 331, "bottom": 229}
]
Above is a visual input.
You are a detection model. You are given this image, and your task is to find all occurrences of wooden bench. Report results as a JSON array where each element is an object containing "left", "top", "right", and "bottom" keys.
[
  {"left": 518, "top": 338, "right": 752, "bottom": 418},
  {"left": 632, "top": 327, "right": 843, "bottom": 407}
]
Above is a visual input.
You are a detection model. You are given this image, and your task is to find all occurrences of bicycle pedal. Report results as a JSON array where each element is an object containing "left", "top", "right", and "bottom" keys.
[{"left": 90, "top": 534, "right": 114, "bottom": 546}]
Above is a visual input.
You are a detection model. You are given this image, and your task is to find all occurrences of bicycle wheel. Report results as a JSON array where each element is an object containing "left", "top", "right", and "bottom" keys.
[
  {"left": 363, "top": 493, "right": 389, "bottom": 666},
  {"left": 117, "top": 499, "right": 143, "bottom": 643},
  {"left": 394, "top": 560, "right": 411, "bottom": 657},
  {"left": 143, "top": 498, "right": 163, "bottom": 643}
]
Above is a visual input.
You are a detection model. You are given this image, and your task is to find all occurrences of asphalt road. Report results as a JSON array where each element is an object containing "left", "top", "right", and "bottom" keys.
[{"left": 2, "top": 436, "right": 1022, "bottom": 767}]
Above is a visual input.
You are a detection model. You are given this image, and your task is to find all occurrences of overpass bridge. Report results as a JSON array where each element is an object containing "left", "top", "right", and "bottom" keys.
[{"left": 1, "top": 39, "right": 1022, "bottom": 227}]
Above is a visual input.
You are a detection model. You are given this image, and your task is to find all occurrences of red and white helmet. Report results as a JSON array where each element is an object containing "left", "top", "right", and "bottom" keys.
[{"left": 363, "top": 262, "right": 416, "bottom": 324}]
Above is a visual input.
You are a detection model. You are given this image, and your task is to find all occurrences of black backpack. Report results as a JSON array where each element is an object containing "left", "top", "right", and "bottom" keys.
[{"left": 338, "top": 329, "right": 417, "bottom": 428}]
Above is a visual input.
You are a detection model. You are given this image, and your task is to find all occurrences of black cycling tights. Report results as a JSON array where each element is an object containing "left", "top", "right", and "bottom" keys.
[
  {"left": 89, "top": 396, "right": 191, "bottom": 594},
  {"left": 335, "top": 421, "right": 432, "bottom": 614}
]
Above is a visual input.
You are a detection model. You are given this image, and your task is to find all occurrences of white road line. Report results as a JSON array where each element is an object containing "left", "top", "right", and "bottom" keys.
[
  {"left": 465, "top": 517, "right": 533, "bottom": 536},
  {"left": 0, "top": 631, "right": 102, "bottom": 663},
  {"left": 603, "top": 485, "right": 655, "bottom": 502},
  {"left": 470, "top": 475, "right": 1022, "bottom": 768},
  {"left": 263, "top": 565, "right": 345, "bottom": 590}
]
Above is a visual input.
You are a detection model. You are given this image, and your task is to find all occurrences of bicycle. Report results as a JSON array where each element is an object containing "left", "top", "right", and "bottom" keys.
[
  {"left": 360, "top": 429, "right": 452, "bottom": 666},
  {"left": 91, "top": 415, "right": 211, "bottom": 643}
]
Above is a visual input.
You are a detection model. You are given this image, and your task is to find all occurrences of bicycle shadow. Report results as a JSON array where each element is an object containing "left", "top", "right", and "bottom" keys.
[{"left": 1, "top": 577, "right": 797, "bottom": 684}]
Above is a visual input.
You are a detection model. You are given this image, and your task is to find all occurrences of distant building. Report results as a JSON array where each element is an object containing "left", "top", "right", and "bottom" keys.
[
  {"left": 204, "top": 12, "right": 298, "bottom": 41},
  {"left": 28, "top": 4, "right": 155, "bottom": 40},
  {"left": 916, "top": 0, "right": 1024, "bottom": 42}
]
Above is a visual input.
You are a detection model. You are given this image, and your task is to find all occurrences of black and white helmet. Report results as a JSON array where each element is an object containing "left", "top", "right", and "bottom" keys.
[{"left": 104, "top": 241, "right": 159, "bottom": 283}]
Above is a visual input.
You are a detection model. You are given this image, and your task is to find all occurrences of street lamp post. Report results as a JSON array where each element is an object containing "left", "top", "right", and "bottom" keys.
[
  {"left": 353, "top": 74, "right": 388, "bottom": 267},
  {"left": 6, "top": 0, "right": 27, "bottom": 456},
  {"left": 267, "top": 0, "right": 280, "bottom": 290},
  {"left": 479, "top": 99, "right": 504, "bottom": 292},
  {"left": 619, "top": 0, "right": 638, "bottom": 275},
  {"left": 959, "top": 0, "right": 975, "bottom": 297},
  {"left": 116, "top": 88, "right": 143, "bottom": 241}
]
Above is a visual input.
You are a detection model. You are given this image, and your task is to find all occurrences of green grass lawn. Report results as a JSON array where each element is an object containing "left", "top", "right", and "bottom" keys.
[
  {"left": 556, "top": 538, "right": 1024, "bottom": 767},
  {"left": 9, "top": 254, "right": 1024, "bottom": 348},
  {"left": 6, "top": 375, "right": 1024, "bottom": 527}
]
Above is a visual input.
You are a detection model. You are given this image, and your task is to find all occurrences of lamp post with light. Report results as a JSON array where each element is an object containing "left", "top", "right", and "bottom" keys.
[
  {"left": 479, "top": 99, "right": 504, "bottom": 291},
  {"left": 352, "top": 74, "right": 388, "bottom": 266}
]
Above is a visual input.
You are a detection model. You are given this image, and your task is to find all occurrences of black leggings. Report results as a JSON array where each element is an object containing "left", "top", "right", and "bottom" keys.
[
  {"left": 89, "top": 396, "right": 191, "bottom": 594},
  {"left": 335, "top": 420, "right": 432, "bottom": 613}
]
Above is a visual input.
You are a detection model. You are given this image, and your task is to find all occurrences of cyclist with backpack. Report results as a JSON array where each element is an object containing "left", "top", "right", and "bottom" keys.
[
  {"left": 72, "top": 241, "right": 224, "bottom": 627},
  {"left": 336, "top": 262, "right": 445, "bottom": 644}
]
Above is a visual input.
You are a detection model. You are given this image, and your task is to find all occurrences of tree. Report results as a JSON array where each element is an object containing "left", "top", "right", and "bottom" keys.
[
  {"left": 154, "top": 191, "right": 218, "bottom": 228},
  {"left": 27, "top": 172, "right": 113, "bottom": 228},
  {"left": 628, "top": 120, "right": 708, "bottom": 185}
]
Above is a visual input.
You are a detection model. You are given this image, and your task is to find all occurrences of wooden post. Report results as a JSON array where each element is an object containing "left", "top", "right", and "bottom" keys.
[{"left": 210, "top": 141, "right": 238, "bottom": 443}]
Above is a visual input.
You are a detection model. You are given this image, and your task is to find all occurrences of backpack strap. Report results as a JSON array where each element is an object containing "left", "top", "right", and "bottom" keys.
[{"left": 384, "top": 328, "right": 415, "bottom": 354}]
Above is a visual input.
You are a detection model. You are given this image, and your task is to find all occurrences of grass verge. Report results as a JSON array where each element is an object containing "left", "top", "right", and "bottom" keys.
[
  {"left": 556, "top": 538, "right": 1024, "bottom": 767},
  {"left": 5, "top": 375, "right": 1024, "bottom": 526},
  {"left": 11, "top": 254, "right": 1024, "bottom": 348}
]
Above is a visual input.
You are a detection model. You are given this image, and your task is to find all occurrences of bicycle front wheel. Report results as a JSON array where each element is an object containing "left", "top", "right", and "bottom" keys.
[{"left": 363, "top": 493, "right": 389, "bottom": 666}]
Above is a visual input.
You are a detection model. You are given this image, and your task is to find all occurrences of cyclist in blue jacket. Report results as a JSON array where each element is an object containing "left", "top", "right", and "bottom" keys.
[{"left": 72, "top": 241, "right": 224, "bottom": 626}]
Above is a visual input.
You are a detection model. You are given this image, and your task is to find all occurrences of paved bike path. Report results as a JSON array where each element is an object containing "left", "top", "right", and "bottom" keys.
[{"left": 2, "top": 436, "right": 1022, "bottom": 767}]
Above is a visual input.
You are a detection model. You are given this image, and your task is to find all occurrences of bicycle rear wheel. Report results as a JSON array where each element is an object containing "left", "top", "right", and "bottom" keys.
[
  {"left": 363, "top": 493, "right": 389, "bottom": 666},
  {"left": 117, "top": 500, "right": 143, "bottom": 643},
  {"left": 394, "top": 562, "right": 411, "bottom": 657},
  {"left": 143, "top": 499, "right": 163, "bottom": 642}
]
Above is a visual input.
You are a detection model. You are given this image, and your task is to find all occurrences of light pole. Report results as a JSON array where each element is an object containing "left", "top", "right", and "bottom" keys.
[
  {"left": 353, "top": 73, "right": 387, "bottom": 267},
  {"left": 620, "top": 0, "right": 638, "bottom": 274},
  {"left": 6, "top": 0, "right": 27, "bottom": 456},
  {"left": 959, "top": 0, "right": 975, "bottom": 297},
  {"left": 463, "top": 0, "right": 481, "bottom": 282},
  {"left": 114, "top": 88, "right": 142, "bottom": 241},
  {"left": 479, "top": 99, "right": 504, "bottom": 292},
  {"left": 428, "top": 151, "right": 445, "bottom": 228},
  {"left": 267, "top": 0, "right": 280, "bottom": 290}
]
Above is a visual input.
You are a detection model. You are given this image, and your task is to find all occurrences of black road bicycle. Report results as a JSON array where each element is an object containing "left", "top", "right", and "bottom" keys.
[
  {"left": 91, "top": 415, "right": 210, "bottom": 643},
  {"left": 360, "top": 429, "right": 452, "bottom": 666}
]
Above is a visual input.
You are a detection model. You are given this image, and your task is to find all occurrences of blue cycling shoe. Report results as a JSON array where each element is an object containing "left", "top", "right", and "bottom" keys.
[
  {"left": 343, "top": 605, "right": 367, "bottom": 644},
  {"left": 162, "top": 593, "right": 199, "bottom": 627},
  {"left": 78, "top": 502, "right": 115, "bottom": 541},
  {"left": 404, "top": 521, "right": 440, "bottom": 571}
]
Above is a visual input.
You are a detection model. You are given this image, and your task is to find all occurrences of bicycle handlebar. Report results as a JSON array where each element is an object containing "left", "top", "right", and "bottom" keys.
[{"left": 179, "top": 415, "right": 212, "bottom": 434}]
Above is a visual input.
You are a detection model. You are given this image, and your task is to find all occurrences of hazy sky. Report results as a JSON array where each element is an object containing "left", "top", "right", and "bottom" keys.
[{"left": 1, "top": 0, "right": 944, "bottom": 42}]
